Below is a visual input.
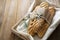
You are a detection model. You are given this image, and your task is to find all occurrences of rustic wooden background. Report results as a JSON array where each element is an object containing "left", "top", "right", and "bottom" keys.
[
  {"left": 0, "top": 0, "right": 33, "bottom": 40},
  {"left": 0, "top": 0, "right": 60, "bottom": 40}
]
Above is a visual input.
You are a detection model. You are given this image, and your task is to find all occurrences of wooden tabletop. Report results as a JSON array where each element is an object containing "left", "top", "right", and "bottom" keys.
[
  {"left": 0, "top": 0, "right": 60, "bottom": 40},
  {"left": 0, "top": 0, "right": 32, "bottom": 40}
]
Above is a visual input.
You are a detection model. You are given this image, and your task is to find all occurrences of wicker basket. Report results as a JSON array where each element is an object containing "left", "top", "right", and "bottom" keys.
[{"left": 11, "top": 0, "right": 60, "bottom": 40}]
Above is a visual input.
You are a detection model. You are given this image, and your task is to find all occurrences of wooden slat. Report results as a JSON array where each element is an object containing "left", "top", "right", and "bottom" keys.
[
  {"left": 0, "top": 0, "right": 11, "bottom": 40},
  {"left": 0, "top": 0, "right": 33, "bottom": 40}
]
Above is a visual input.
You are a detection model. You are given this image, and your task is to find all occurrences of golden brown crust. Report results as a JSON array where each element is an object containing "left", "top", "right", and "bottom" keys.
[
  {"left": 37, "top": 22, "right": 49, "bottom": 38},
  {"left": 34, "top": 2, "right": 49, "bottom": 12},
  {"left": 40, "top": 2, "right": 49, "bottom": 8},
  {"left": 28, "top": 18, "right": 37, "bottom": 36},
  {"left": 37, "top": 7, "right": 55, "bottom": 38},
  {"left": 28, "top": 2, "right": 49, "bottom": 36},
  {"left": 27, "top": 2, "right": 55, "bottom": 38},
  {"left": 28, "top": 18, "right": 45, "bottom": 36}
]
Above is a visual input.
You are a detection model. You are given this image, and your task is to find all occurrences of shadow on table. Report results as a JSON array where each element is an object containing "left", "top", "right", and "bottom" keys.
[{"left": 47, "top": 24, "right": 60, "bottom": 40}]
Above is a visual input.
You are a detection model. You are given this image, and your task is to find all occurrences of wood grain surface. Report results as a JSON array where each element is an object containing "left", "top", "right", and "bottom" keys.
[
  {"left": 0, "top": 0, "right": 60, "bottom": 40},
  {"left": 0, "top": 0, "right": 33, "bottom": 40}
]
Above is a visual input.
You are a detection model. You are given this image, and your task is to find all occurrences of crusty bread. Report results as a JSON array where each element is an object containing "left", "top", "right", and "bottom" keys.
[
  {"left": 37, "top": 7, "right": 55, "bottom": 38},
  {"left": 28, "top": 2, "right": 49, "bottom": 36},
  {"left": 40, "top": 2, "right": 49, "bottom": 8}
]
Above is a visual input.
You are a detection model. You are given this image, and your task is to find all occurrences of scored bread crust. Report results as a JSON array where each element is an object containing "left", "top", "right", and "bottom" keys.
[
  {"left": 28, "top": 2, "right": 49, "bottom": 36},
  {"left": 37, "top": 7, "right": 55, "bottom": 38}
]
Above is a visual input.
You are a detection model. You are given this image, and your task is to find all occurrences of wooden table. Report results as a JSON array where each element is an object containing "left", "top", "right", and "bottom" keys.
[
  {"left": 0, "top": 0, "right": 60, "bottom": 40},
  {"left": 0, "top": 0, "right": 33, "bottom": 40}
]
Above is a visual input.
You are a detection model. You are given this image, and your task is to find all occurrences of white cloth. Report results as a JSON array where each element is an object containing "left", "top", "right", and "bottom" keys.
[
  {"left": 30, "top": 7, "right": 46, "bottom": 19},
  {"left": 46, "top": 0, "right": 60, "bottom": 8},
  {"left": 16, "top": 10, "right": 60, "bottom": 40},
  {"left": 16, "top": 0, "right": 60, "bottom": 40},
  {"left": 41, "top": 10, "right": 60, "bottom": 40},
  {"left": 17, "top": 11, "right": 60, "bottom": 40}
]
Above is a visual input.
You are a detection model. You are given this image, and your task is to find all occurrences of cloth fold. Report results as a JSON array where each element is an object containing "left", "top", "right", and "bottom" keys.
[{"left": 16, "top": 10, "right": 60, "bottom": 40}]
